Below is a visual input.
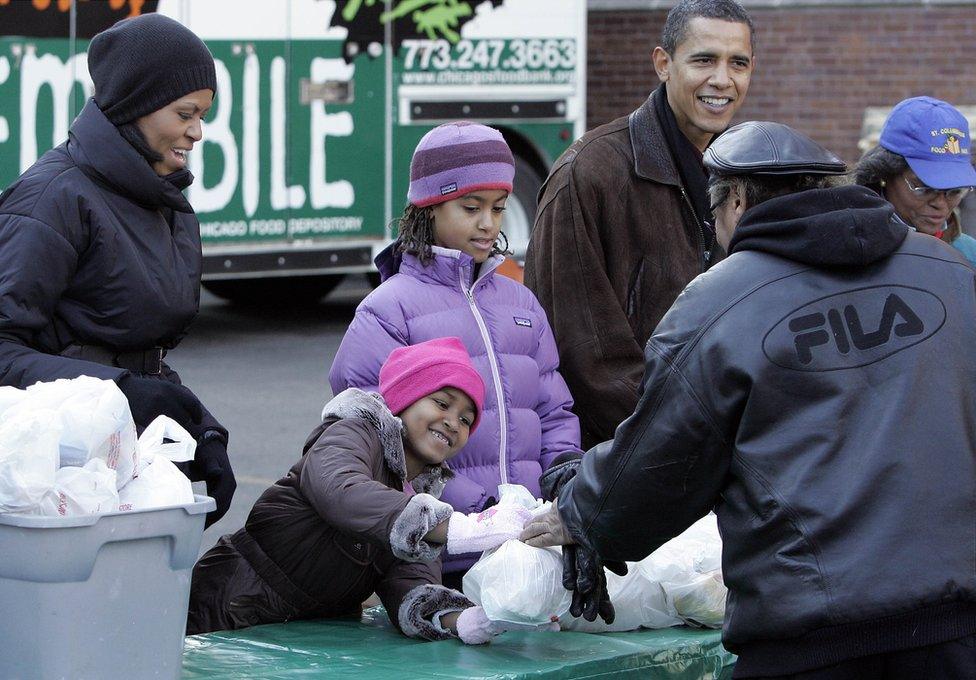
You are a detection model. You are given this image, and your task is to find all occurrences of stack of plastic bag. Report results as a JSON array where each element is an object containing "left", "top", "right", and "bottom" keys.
[
  {"left": 0, "top": 376, "right": 196, "bottom": 517},
  {"left": 561, "top": 514, "right": 726, "bottom": 632},
  {"left": 462, "top": 484, "right": 728, "bottom": 632}
]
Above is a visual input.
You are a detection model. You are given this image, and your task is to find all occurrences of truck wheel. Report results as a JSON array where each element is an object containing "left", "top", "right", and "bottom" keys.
[
  {"left": 505, "top": 154, "right": 545, "bottom": 260},
  {"left": 202, "top": 275, "right": 344, "bottom": 306}
]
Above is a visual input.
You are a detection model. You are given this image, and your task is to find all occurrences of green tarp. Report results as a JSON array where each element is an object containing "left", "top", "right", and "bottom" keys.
[{"left": 183, "top": 608, "right": 736, "bottom": 679}]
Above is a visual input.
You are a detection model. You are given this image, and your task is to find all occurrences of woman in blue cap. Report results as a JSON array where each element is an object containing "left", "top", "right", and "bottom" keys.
[{"left": 855, "top": 96, "right": 976, "bottom": 265}]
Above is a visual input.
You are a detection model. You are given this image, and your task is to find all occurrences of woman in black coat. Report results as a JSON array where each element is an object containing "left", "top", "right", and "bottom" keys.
[{"left": 0, "top": 13, "right": 234, "bottom": 525}]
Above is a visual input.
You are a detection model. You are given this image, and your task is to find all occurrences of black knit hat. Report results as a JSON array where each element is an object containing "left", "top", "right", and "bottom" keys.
[{"left": 89, "top": 13, "right": 216, "bottom": 125}]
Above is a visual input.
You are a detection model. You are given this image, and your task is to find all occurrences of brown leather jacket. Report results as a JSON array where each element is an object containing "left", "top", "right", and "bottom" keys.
[
  {"left": 187, "top": 389, "right": 471, "bottom": 640},
  {"left": 525, "top": 90, "right": 713, "bottom": 448}
]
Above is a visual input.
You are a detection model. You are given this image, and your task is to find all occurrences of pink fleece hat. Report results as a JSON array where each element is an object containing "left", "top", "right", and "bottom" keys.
[{"left": 379, "top": 337, "right": 486, "bottom": 432}]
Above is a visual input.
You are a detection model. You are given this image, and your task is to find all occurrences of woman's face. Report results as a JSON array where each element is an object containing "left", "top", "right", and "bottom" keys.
[
  {"left": 884, "top": 169, "right": 968, "bottom": 237},
  {"left": 431, "top": 189, "right": 508, "bottom": 263},
  {"left": 136, "top": 89, "right": 213, "bottom": 176}
]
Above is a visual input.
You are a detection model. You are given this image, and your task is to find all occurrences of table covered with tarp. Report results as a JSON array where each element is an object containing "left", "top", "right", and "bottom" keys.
[{"left": 182, "top": 607, "right": 736, "bottom": 679}]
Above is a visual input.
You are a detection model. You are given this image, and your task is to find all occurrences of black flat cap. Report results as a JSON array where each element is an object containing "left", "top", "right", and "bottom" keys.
[{"left": 704, "top": 121, "right": 847, "bottom": 176}]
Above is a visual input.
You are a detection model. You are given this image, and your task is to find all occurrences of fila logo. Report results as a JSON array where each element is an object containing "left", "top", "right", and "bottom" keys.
[
  {"left": 763, "top": 286, "right": 945, "bottom": 372},
  {"left": 789, "top": 293, "right": 923, "bottom": 365},
  {"left": 514, "top": 316, "right": 532, "bottom": 327}
]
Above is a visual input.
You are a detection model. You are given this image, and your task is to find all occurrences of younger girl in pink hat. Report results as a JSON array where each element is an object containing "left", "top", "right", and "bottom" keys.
[{"left": 188, "top": 337, "right": 536, "bottom": 643}]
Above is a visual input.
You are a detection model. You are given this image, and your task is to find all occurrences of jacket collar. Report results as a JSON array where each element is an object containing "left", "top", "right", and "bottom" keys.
[
  {"left": 67, "top": 98, "right": 193, "bottom": 213},
  {"left": 319, "top": 388, "right": 453, "bottom": 497},
  {"left": 629, "top": 88, "right": 682, "bottom": 187},
  {"left": 396, "top": 245, "right": 504, "bottom": 290}
]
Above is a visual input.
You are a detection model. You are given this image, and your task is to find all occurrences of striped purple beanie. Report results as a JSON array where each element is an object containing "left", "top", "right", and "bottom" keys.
[{"left": 408, "top": 122, "right": 515, "bottom": 208}]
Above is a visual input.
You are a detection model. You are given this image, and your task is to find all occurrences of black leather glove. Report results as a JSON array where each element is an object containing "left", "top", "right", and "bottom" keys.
[
  {"left": 117, "top": 373, "right": 206, "bottom": 436},
  {"left": 562, "top": 543, "right": 628, "bottom": 623},
  {"left": 192, "top": 435, "right": 236, "bottom": 529},
  {"left": 541, "top": 451, "right": 627, "bottom": 624}
]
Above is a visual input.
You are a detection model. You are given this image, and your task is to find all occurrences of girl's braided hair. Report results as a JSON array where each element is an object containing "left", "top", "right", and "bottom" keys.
[{"left": 395, "top": 202, "right": 511, "bottom": 265}]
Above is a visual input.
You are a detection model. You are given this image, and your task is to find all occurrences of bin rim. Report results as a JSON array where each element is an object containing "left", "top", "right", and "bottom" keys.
[{"left": 0, "top": 494, "right": 215, "bottom": 528}]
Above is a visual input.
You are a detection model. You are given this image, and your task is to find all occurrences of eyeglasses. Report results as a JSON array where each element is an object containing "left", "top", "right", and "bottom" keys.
[{"left": 902, "top": 176, "right": 974, "bottom": 201}]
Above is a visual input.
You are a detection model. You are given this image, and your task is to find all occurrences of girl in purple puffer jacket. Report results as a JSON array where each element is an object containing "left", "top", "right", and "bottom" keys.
[{"left": 330, "top": 122, "right": 582, "bottom": 583}]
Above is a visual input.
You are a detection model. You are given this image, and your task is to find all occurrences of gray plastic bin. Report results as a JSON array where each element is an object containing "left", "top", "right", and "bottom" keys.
[{"left": 0, "top": 495, "right": 215, "bottom": 680}]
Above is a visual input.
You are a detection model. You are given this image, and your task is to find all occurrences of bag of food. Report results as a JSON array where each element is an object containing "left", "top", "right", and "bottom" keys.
[
  {"left": 559, "top": 557, "right": 684, "bottom": 632},
  {"left": 5, "top": 376, "right": 138, "bottom": 487},
  {"left": 462, "top": 484, "right": 572, "bottom": 625},
  {"left": 464, "top": 539, "right": 572, "bottom": 625},
  {"left": 0, "top": 410, "right": 61, "bottom": 512},
  {"left": 33, "top": 458, "right": 120, "bottom": 517},
  {"left": 117, "top": 416, "right": 195, "bottom": 512}
]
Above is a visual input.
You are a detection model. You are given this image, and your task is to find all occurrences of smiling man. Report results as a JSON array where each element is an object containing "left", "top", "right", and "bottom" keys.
[
  {"left": 525, "top": 0, "right": 755, "bottom": 453},
  {"left": 523, "top": 0, "right": 754, "bottom": 631}
]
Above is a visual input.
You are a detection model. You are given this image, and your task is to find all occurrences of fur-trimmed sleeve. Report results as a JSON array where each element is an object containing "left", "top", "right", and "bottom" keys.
[
  {"left": 390, "top": 493, "right": 454, "bottom": 562},
  {"left": 398, "top": 584, "right": 474, "bottom": 641}
]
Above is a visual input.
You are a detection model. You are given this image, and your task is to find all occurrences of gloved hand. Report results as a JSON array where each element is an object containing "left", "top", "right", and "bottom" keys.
[
  {"left": 117, "top": 373, "right": 205, "bottom": 435},
  {"left": 562, "top": 544, "right": 627, "bottom": 623},
  {"left": 538, "top": 451, "right": 631, "bottom": 627},
  {"left": 455, "top": 606, "right": 560, "bottom": 645},
  {"left": 446, "top": 504, "right": 533, "bottom": 555},
  {"left": 118, "top": 374, "right": 235, "bottom": 528},
  {"left": 192, "top": 435, "right": 236, "bottom": 528}
]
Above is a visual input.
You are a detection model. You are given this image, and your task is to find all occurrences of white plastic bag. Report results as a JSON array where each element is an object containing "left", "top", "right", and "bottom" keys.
[
  {"left": 0, "top": 410, "right": 62, "bottom": 512},
  {"left": 135, "top": 415, "right": 196, "bottom": 467},
  {"left": 117, "top": 458, "right": 193, "bottom": 512},
  {"left": 563, "top": 513, "right": 726, "bottom": 632},
  {"left": 463, "top": 484, "right": 572, "bottom": 625},
  {"left": 657, "top": 514, "right": 726, "bottom": 628},
  {"left": 5, "top": 376, "right": 138, "bottom": 487},
  {"left": 117, "top": 416, "right": 195, "bottom": 512},
  {"left": 560, "top": 558, "right": 684, "bottom": 632},
  {"left": 463, "top": 539, "right": 572, "bottom": 625},
  {"left": 33, "top": 458, "right": 119, "bottom": 516},
  {"left": 477, "top": 506, "right": 728, "bottom": 633},
  {"left": 0, "top": 385, "right": 27, "bottom": 417}
]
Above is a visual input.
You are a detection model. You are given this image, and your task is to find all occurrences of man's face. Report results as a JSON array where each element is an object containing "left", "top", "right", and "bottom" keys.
[
  {"left": 712, "top": 183, "right": 746, "bottom": 251},
  {"left": 653, "top": 18, "right": 754, "bottom": 152}
]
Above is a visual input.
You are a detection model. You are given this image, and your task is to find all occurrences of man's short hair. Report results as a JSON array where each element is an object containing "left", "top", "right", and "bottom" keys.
[{"left": 661, "top": 0, "right": 755, "bottom": 55}]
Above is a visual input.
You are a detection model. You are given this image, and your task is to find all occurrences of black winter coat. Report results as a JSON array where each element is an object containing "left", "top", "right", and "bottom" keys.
[
  {"left": 0, "top": 98, "right": 201, "bottom": 387},
  {"left": 560, "top": 185, "right": 976, "bottom": 675}
]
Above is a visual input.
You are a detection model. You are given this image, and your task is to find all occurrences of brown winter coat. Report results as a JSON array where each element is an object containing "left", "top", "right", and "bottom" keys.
[
  {"left": 187, "top": 389, "right": 471, "bottom": 639},
  {"left": 524, "top": 91, "right": 713, "bottom": 448}
]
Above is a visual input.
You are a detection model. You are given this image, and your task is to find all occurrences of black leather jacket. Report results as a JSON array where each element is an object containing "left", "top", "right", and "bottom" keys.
[
  {"left": 0, "top": 98, "right": 201, "bottom": 387},
  {"left": 560, "top": 185, "right": 976, "bottom": 675}
]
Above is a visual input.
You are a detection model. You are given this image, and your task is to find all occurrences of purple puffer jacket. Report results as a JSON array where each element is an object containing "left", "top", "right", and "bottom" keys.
[{"left": 330, "top": 244, "right": 582, "bottom": 573}]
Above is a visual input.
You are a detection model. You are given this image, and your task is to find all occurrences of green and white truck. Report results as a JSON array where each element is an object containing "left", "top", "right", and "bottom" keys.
[{"left": 0, "top": 0, "right": 586, "bottom": 301}]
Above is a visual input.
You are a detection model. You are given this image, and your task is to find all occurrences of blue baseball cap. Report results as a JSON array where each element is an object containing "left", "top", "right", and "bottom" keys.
[{"left": 879, "top": 96, "right": 976, "bottom": 190}]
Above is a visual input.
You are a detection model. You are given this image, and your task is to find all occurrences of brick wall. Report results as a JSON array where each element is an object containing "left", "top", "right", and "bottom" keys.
[{"left": 587, "top": 5, "right": 976, "bottom": 164}]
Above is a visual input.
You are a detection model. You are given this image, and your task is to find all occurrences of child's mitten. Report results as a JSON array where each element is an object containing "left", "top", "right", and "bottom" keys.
[
  {"left": 446, "top": 504, "right": 532, "bottom": 554},
  {"left": 456, "top": 606, "right": 560, "bottom": 645}
]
